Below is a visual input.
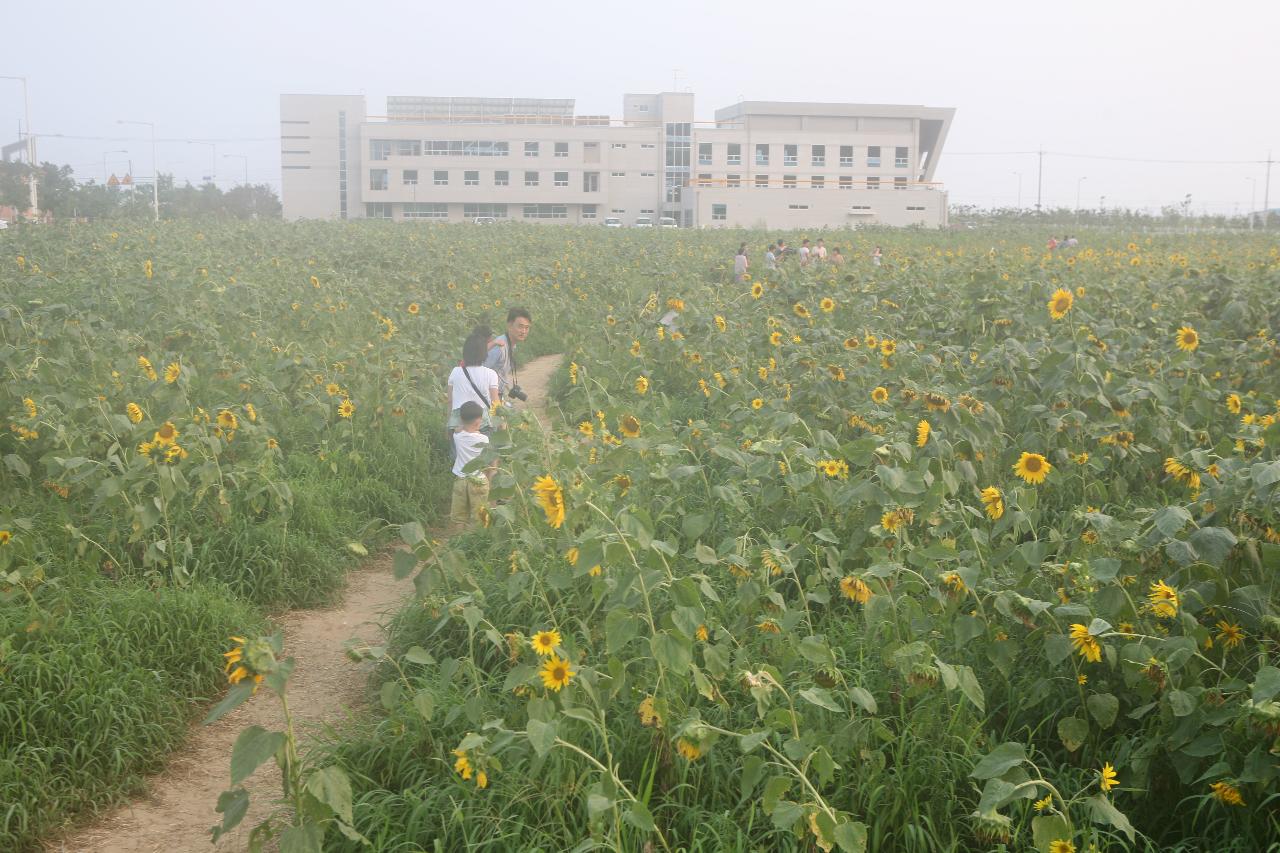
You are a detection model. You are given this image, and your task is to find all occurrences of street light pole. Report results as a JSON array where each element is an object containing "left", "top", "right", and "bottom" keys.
[
  {"left": 1075, "top": 176, "right": 1088, "bottom": 213},
  {"left": 1, "top": 75, "right": 37, "bottom": 215},
  {"left": 223, "top": 154, "right": 248, "bottom": 186},
  {"left": 187, "top": 140, "right": 217, "bottom": 185},
  {"left": 1246, "top": 177, "right": 1256, "bottom": 230},
  {"left": 118, "top": 119, "right": 159, "bottom": 221}
]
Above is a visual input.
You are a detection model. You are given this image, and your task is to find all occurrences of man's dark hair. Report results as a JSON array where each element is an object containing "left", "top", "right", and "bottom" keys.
[
  {"left": 507, "top": 307, "right": 532, "bottom": 324},
  {"left": 462, "top": 330, "right": 488, "bottom": 366},
  {"left": 458, "top": 400, "right": 484, "bottom": 424},
  {"left": 802, "top": 238, "right": 810, "bottom": 245}
]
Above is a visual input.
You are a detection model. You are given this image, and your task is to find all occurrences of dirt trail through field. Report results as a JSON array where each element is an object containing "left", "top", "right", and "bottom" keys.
[{"left": 52, "top": 354, "right": 562, "bottom": 853}]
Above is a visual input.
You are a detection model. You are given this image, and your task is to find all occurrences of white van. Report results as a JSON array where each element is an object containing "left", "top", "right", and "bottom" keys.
[
  {"left": 603, "top": 217, "right": 623, "bottom": 228},
  {"left": 658, "top": 216, "right": 678, "bottom": 229},
  {"left": 633, "top": 216, "right": 653, "bottom": 228}
]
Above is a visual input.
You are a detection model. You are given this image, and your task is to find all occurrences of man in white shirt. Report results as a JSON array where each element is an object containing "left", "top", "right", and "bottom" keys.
[
  {"left": 450, "top": 401, "right": 495, "bottom": 529},
  {"left": 799, "top": 239, "right": 811, "bottom": 266},
  {"left": 484, "top": 307, "right": 532, "bottom": 401},
  {"left": 765, "top": 244, "right": 778, "bottom": 270}
]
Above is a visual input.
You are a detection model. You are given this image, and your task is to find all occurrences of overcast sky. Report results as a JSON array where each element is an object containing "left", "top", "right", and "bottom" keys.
[{"left": 4, "top": 0, "right": 1277, "bottom": 214}]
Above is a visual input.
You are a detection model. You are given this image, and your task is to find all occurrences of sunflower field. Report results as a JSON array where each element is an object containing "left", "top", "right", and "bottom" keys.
[{"left": 3, "top": 222, "right": 1279, "bottom": 852}]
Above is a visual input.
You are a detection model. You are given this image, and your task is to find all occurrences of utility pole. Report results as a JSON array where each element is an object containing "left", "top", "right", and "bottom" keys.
[
  {"left": 1035, "top": 148, "right": 1044, "bottom": 213},
  {"left": 1264, "top": 151, "right": 1273, "bottom": 229},
  {"left": 1, "top": 76, "right": 37, "bottom": 215}
]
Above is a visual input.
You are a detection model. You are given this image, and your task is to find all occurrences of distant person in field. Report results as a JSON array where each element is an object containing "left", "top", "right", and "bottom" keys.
[
  {"left": 816, "top": 238, "right": 828, "bottom": 261},
  {"left": 1047, "top": 236, "right": 1059, "bottom": 251},
  {"left": 799, "top": 238, "right": 811, "bottom": 266},
  {"left": 830, "top": 246, "right": 845, "bottom": 265},
  {"left": 872, "top": 246, "right": 883, "bottom": 266},
  {"left": 765, "top": 243, "right": 778, "bottom": 271},
  {"left": 734, "top": 244, "right": 749, "bottom": 281},
  {"left": 485, "top": 306, "right": 532, "bottom": 403},
  {"left": 776, "top": 238, "right": 790, "bottom": 260},
  {"left": 447, "top": 329, "right": 500, "bottom": 441},
  {"left": 1066, "top": 235, "right": 1079, "bottom": 248},
  {"left": 450, "top": 400, "right": 496, "bottom": 530}
]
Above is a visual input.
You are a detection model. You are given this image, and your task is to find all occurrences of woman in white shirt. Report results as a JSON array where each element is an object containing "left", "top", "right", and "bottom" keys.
[{"left": 447, "top": 330, "right": 501, "bottom": 434}]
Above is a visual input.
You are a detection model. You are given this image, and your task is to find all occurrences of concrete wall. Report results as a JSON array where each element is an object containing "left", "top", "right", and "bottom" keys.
[
  {"left": 683, "top": 185, "right": 947, "bottom": 229},
  {"left": 280, "top": 94, "right": 365, "bottom": 221}
]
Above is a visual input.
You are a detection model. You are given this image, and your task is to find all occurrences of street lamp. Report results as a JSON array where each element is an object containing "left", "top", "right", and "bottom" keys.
[
  {"left": 0, "top": 75, "right": 37, "bottom": 215},
  {"left": 118, "top": 119, "right": 159, "bottom": 221},
  {"left": 1013, "top": 171, "right": 1023, "bottom": 210},
  {"left": 187, "top": 140, "right": 217, "bottom": 185},
  {"left": 1246, "top": 177, "right": 1257, "bottom": 230},
  {"left": 223, "top": 154, "right": 248, "bottom": 186},
  {"left": 1075, "top": 176, "right": 1088, "bottom": 213},
  {"left": 102, "top": 149, "right": 128, "bottom": 185}
]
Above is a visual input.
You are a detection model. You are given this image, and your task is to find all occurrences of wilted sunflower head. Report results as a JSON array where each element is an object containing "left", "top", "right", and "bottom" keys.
[{"left": 619, "top": 415, "right": 641, "bottom": 438}]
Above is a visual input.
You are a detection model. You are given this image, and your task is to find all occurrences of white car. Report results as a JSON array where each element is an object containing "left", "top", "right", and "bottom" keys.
[
  {"left": 473, "top": 216, "right": 497, "bottom": 225},
  {"left": 633, "top": 216, "right": 653, "bottom": 228},
  {"left": 603, "top": 217, "right": 623, "bottom": 228},
  {"left": 658, "top": 216, "right": 678, "bottom": 229}
]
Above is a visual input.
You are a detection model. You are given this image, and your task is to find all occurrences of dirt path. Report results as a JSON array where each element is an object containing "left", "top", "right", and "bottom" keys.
[{"left": 52, "top": 354, "right": 562, "bottom": 853}]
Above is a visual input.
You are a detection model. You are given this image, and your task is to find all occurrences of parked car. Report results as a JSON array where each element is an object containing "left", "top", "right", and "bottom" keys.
[
  {"left": 603, "top": 217, "right": 623, "bottom": 228},
  {"left": 658, "top": 216, "right": 679, "bottom": 229},
  {"left": 633, "top": 216, "right": 653, "bottom": 228},
  {"left": 473, "top": 216, "right": 497, "bottom": 225}
]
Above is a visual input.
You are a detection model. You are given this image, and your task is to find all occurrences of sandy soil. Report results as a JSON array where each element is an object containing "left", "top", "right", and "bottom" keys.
[{"left": 49, "top": 354, "right": 562, "bottom": 853}]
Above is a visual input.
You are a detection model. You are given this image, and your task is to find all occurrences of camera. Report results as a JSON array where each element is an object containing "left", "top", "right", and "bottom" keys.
[{"left": 508, "top": 385, "right": 529, "bottom": 403}]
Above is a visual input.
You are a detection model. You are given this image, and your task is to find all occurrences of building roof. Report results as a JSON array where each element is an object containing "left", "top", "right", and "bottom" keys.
[{"left": 714, "top": 100, "right": 955, "bottom": 122}]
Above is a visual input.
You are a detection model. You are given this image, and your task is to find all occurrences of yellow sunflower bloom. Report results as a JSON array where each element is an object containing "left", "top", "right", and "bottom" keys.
[
  {"left": 1013, "top": 452, "right": 1051, "bottom": 484},
  {"left": 539, "top": 655, "right": 576, "bottom": 691},
  {"left": 1048, "top": 288, "right": 1074, "bottom": 320},
  {"left": 980, "top": 486, "right": 1004, "bottom": 520},
  {"left": 531, "top": 475, "right": 566, "bottom": 528},
  {"left": 1175, "top": 325, "right": 1199, "bottom": 352},
  {"left": 916, "top": 419, "right": 930, "bottom": 447},
  {"left": 530, "top": 629, "right": 561, "bottom": 656}
]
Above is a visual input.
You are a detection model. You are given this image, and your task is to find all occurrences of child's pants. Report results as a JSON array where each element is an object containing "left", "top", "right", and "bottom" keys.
[{"left": 450, "top": 475, "right": 489, "bottom": 528}]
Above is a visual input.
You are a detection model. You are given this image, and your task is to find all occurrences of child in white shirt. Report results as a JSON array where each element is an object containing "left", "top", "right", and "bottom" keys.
[{"left": 450, "top": 401, "right": 495, "bottom": 529}]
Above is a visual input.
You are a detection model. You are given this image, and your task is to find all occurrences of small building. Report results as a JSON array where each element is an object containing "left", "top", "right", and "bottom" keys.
[{"left": 280, "top": 92, "right": 954, "bottom": 229}]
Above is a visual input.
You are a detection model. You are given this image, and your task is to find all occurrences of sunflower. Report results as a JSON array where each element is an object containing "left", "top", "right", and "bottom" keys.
[
  {"left": 613, "top": 473, "right": 631, "bottom": 495},
  {"left": 839, "top": 575, "right": 872, "bottom": 603},
  {"left": 453, "top": 749, "right": 473, "bottom": 780},
  {"left": 0, "top": 530, "right": 10, "bottom": 545},
  {"left": 818, "top": 459, "right": 850, "bottom": 479},
  {"left": 126, "top": 402, "right": 144, "bottom": 424},
  {"left": 871, "top": 386, "right": 889, "bottom": 404},
  {"left": 1069, "top": 623, "right": 1102, "bottom": 663},
  {"left": 531, "top": 475, "right": 566, "bottom": 528},
  {"left": 407, "top": 302, "right": 420, "bottom": 315},
  {"left": 751, "top": 282, "right": 763, "bottom": 299},
  {"left": 1147, "top": 580, "right": 1179, "bottom": 618},
  {"left": 138, "top": 356, "right": 158, "bottom": 381},
  {"left": 793, "top": 303, "right": 810, "bottom": 319},
  {"left": 675, "top": 738, "right": 703, "bottom": 760},
  {"left": 980, "top": 486, "right": 1004, "bottom": 520},
  {"left": 864, "top": 333, "right": 879, "bottom": 349},
  {"left": 578, "top": 421, "right": 594, "bottom": 437},
  {"left": 880, "top": 339, "right": 897, "bottom": 356},
  {"left": 714, "top": 314, "right": 727, "bottom": 332},
  {"left": 820, "top": 297, "right": 836, "bottom": 313},
  {"left": 1210, "top": 781, "right": 1245, "bottom": 806},
  {"left": 881, "top": 507, "right": 914, "bottom": 533},
  {"left": 530, "top": 629, "right": 561, "bottom": 656},
  {"left": 223, "top": 635, "right": 266, "bottom": 691},
  {"left": 164, "top": 362, "right": 181, "bottom": 384},
  {"left": 751, "top": 398, "right": 763, "bottom": 410},
  {"left": 338, "top": 398, "right": 355, "bottom": 418},
  {"left": 916, "top": 419, "right": 930, "bottom": 447},
  {"left": 769, "top": 331, "right": 783, "bottom": 346},
  {"left": 629, "top": 340, "right": 642, "bottom": 356},
  {"left": 619, "top": 415, "right": 641, "bottom": 438},
  {"left": 843, "top": 336, "right": 860, "bottom": 350},
  {"left": 1175, "top": 325, "right": 1199, "bottom": 352},
  {"left": 1048, "top": 288, "right": 1074, "bottom": 320},
  {"left": 539, "top": 655, "right": 576, "bottom": 691},
  {"left": 1048, "top": 841, "right": 1076, "bottom": 853},
  {"left": 1215, "top": 621, "right": 1244, "bottom": 650},
  {"left": 266, "top": 437, "right": 279, "bottom": 450},
  {"left": 635, "top": 376, "right": 649, "bottom": 395},
  {"left": 1225, "top": 393, "right": 1241, "bottom": 414},
  {"left": 1098, "top": 762, "right": 1118, "bottom": 792},
  {"left": 325, "top": 382, "right": 341, "bottom": 397},
  {"left": 1013, "top": 452, "right": 1051, "bottom": 484},
  {"left": 153, "top": 421, "right": 179, "bottom": 447}
]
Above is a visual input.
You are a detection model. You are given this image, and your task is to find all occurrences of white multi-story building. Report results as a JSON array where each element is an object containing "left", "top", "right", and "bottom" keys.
[{"left": 280, "top": 92, "right": 954, "bottom": 229}]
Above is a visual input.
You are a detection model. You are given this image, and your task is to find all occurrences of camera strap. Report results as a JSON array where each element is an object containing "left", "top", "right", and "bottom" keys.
[{"left": 461, "top": 366, "right": 490, "bottom": 406}]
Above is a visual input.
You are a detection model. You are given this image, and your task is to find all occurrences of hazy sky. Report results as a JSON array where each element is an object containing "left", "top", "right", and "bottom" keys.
[{"left": 4, "top": 0, "right": 1278, "bottom": 214}]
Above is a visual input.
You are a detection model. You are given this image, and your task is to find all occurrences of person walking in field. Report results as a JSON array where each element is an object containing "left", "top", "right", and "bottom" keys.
[
  {"left": 815, "top": 238, "right": 828, "bottom": 261},
  {"left": 872, "top": 245, "right": 883, "bottom": 267},
  {"left": 734, "top": 244, "right": 749, "bottom": 281},
  {"left": 799, "top": 238, "right": 811, "bottom": 266},
  {"left": 450, "top": 400, "right": 496, "bottom": 529},
  {"left": 829, "top": 245, "right": 845, "bottom": 265},
  {"left": 447, "top": 329, "right": 500, "bottom": 438},
  {"left": 485, "top": 307, "right": 532, "bottom": 403}
]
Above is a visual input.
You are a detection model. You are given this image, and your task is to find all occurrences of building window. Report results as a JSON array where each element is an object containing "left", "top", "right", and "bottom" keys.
[
  {"left": 850, "top": 204, "right": 872, "bottom": 210},
  {"left": 369, "top": 169, "right": 388, "bottom": 190},
  {"left": 370, "top": 140, "right": 392, "bottom": 161},
  {"left": 783, "top": 175, "right": 796, "bottom": 189},
  {"left": 611, "top": 208, "right": 625, "bottom": 214},
  {"left": 611, "top": 171, "right": 626, "bottom": 178},
  {"left": 640, "top": 143, "right": 656, "bottom": 149},
  {"left": 637, "top": 104, "right": 649, "bottom": 112},
  {"left": 783, "top": 144, "right": 797, "bottom": 166},
  {"left": 812, "top": 145, "right": 825, "bottom": 167},
  {"left": 640, "top": 171, "right": 656, "bottom": 177},
  {"left": 525, "top": 171, "right": 539, "bottom": 187},
  {"left": 894, "top": 177, "right": 908, "bottom": 190},
  {"left": 839, "top": 175, "right": 853, "bottom": 190},
  {"left": 583, "top": 172, "right": 599, "bottom": 192},
  {"left": 755, "top": 143, "right": 769, "bottom": 166},
  {"left": 812, "top": 175, "right": 824, "bottom": 190},
  {"left": 698, "top": 142, "right": 712, "bottom": 165},
  {"left": 906, "top": 205, "right": 926, "bottom": 211},
  {"left": 365, "top": 202, "right": 392, "bottom": 218},
  {"left": 494, "top": 170, "right": 509, "bottom": 186},
  {"left": 426, "top": 140, "right": 509, "bottom": 156},
  {"left": 639, "top": 208, "right": 655, "bottom": 214},
  {"left": 396, "top": 140, "right": 421, "bottom": 157},
  {"left": 895, "top": 146, "right": 909, "bottom": 168},
  {"left": 582, "top": 204, "right": 597, "bottom": 219},
  {"left": 611, "top": 142, "right": 627, "bottom": 150},
  {"left": 523, "top": 204, "right": 568, "bottom": 219},
  {"left": 727, "top": 174, "right": 740, "bottom": 188},
  {"left": 337, "top": 110, "right": 347, "bottom": 220},
  {"left": 554, "top": 142, "right": 569, "bottom": 158},
  {"left": 727, "top": 143, "right": 741, "bottom": 165},
  {"left": 403, "top": 169, "right": 418, "bottom": 186},
  {"left": 433, "top": 170, "right": 448, "bottom": 186},
  {"left": 403, "top": 202, "right": 449, "bottom": 219},
  {"left": 867, "top": 146, "right": 881, "bottom": 168},
  {"left": 755, "top": 174, "right": 769, "bottom": 188},
  {"left": 867, "top": 176, "right": 880, "bottom": 190},
  {"left": 464, "top": 203, "right": 508, "bottom": 219},
  {"left": 788, "top": 203, "right": 809, "bottom": 210},
  {"left": 464, "top": 170, "right": 480, "bottom": 186},
  {"left": 839, "top": 145, "right": 853, "bottom": 167},
  {"left": 554, "top": 171, "right": 569, "bottom": 187},
  {"left": 711, "top": 203, "right": 727, "bottom": 221},
  {"left": 696, "top": 173, "right": 712, "bottom": 184},
  {"left": 524, "top": 141, "right": 539, "bottom": 157}
]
